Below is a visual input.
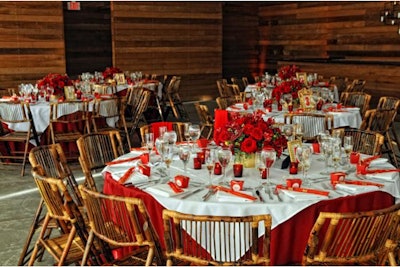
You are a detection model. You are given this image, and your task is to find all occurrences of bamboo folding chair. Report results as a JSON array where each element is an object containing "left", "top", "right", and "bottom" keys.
[
  {"left": 194, "top": 102, "right": 214, "bottom": 140},
  {"left": 163, "top": 209, "right": 271, "bottom": 266},
  {"left": 339, "top": 92, "right": 371, "bottom": 117},
  {"left": 284, "top": 113, "right": 334, "bottom": 142},
  {"left": 302, "top": 203, "right": 400, "bottom": 266},
  {"left": 342, "top": 128, "right": 384, "bottom": 156},
  {"left": 79, "top": 185, "right": 165, "bottom": 266}
]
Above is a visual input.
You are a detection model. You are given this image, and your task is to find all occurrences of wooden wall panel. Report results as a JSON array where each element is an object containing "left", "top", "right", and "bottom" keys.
[
  {"left": 0, "top": 1, "right": 65, "bottom": 89},
  {"left": 111, "top": 1, "right": 223, "bottom": 101},
  {"left": 259, "top": 1, "right": 400, "bottom": 113}
]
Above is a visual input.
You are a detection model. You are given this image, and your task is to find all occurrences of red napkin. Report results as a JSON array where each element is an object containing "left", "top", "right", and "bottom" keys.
[
  {"left": 341, "top": 180, "right": 384, "bottom": 188},
  {"left": 118, "top": 167, "right": 136, "bottom": 184},
  {"left": 365, "top": 169, "right": 400, "bottom": 175},
  {"left": 276, "top": 185, "right": 330, "bottom": 196},
  {"left": 211, "top": 185, "right": 257, "bottom": 201},
  {"left": 151, "top": 122, "right": 173, "bottom": 140},
  {"left": 167, "top": 181, "right": 184, "bottom": 193},
  {"left": 213, "top": 109, "right": 228, "bottom": 142},
  {"left": 361, "top": 155, "right": 381, "bottom": 165},
  {"left": 106, "top": 155, "right": 141, "bottom": 166}
]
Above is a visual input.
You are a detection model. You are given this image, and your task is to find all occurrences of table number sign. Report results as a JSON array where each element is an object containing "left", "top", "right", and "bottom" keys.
[{"left": 64, "top": 86, "right": 76, "bottom": 100}]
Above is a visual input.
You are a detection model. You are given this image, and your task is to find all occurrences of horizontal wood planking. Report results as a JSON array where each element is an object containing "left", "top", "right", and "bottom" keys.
[
  {"left": 0, "top": 1, "right": 65, "bottom": 88},
  {"left": 111, "top": 1, "right": 222, "bottom": 101}
]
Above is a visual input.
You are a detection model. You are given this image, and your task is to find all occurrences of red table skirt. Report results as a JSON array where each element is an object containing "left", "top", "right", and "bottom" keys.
[{"left": 103, "top": 173, "right": 395, "bottom": 265}]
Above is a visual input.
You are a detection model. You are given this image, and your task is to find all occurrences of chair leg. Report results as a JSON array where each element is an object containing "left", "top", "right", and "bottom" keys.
[
  {"left": 81, "top": 230, "right": 94, "bottom": 266},
  {"left": 385, "top": 133, "right": 399, "bottom": 168}
]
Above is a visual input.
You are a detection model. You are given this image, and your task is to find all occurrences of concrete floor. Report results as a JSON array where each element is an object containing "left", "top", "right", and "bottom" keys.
[{"left": 0, "top": 101, "right": 398, "bottom": 266}]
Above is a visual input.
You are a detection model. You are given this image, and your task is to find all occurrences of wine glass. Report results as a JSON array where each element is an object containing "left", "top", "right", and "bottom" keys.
[
  {"left": 256, "top": 151, "right": 266, "bottom": 180},
  {"left": 261, "top": 147, "right": 276, "bottom": 184},
  {"left": 282, "top": 124, "right": 294, "bottom": 141},
  {"left": 316, "top": 131, "right": 329, "bottom": 161},
  {"left": 145, "top": 132, "right": 154, "bottom": 160},
  {"left": 178, "top": 144, "right": 191, "bottom": 173},
  {"left": 183, "top": 123, "right": 191, "bottom": 145},
  {"left": 320, "top": 138, "right": 333, "bottom": 175},
  {"left": 217, "top": 148, "right": 232, "bottom": 185},
  {"left": 188, "top": 124, "right": 201, "bottom": 143},
  {"left": 205, "top": 149, "right": 216, "bottom": 185},
  {"left": 343, "top": 136, "right": 353, "bottom": 169},
  {"left": 332, "top": 142, "right": 342, "bottom": 172},
  {"left": 163, "top": 130, "right": 177, "bottom": 146},
  {"left": 162, "top": 145, "right": 174, "bottom": 177},
  {"left": 294, "top": 123, "right": 304, "bottom": 142}
]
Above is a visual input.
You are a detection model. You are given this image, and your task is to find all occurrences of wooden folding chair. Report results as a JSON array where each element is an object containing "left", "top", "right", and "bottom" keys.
[
  {"left": 343, "top": 128, "right": 384, "bottom": 156},
  {"left": 302, "top": 203, "right": 400, "bottom": 265},
  {"left": 194, "top": 102, "right": 214, "bottom": 140},
  {"left": 28, "top": 169, "right": 99, "bottom": 266},
  {"left": 0, "top": 101, "right": 40, "bottom": 176},
  {"left": 77, "top": 130, "right": 125, "bottom": 191},
  {"left": 339, "top": 91, "right": 371, "bottom": 117},
  {"left": 126, "top": 87, "right": 152, "bottom": 142},
  {"left": 79, "top": 185, "right": 165, "bottom": 266},
  {"left": 163, "top": 209, "right": 271, "bottom": 266}
]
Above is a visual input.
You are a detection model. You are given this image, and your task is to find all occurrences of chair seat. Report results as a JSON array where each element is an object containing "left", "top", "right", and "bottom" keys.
[
  {"left": 41, "top": 234, "right": 85, "bottom": 265},
  {"left": 0, "top": 131, "right": 32, "bottom": 142}
]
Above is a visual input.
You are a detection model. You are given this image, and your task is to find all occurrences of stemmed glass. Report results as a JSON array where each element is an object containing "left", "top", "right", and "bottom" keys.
[
  {"left": 162, "top": 145, "right": 174, "bottom": 177},
  {"left": 343, "top": 136, "right": 353, "bottom": 169},
  {"left": 332, "top": 142, "right": 342, "bottom": 172},
  {"left": 145, "top": 132, "right": 154, "bottom": 161},
  {"left": 320, "top": 138, "right": 333, "bottom": 175},
  {"left": 183, "top": 123, "right": 191, "bottom": 145},
  {"left": 256, "top": 151, "right": 266, "bottom": 180},
  {"left": 217, "top": 148, "right": 232, "bottom": 185},
  {"left": 261, "top": 147, "right": 276, "bottom": 184},
  {"left": 178, "top": 145, "right": 191, "bottom": 173},
  {"left": 294, "top": 124, "right": 304, "bottom": 142},
  {"left": 188, "top": 124, "right": 201, "bottom": 143},
  {"left": 163, "top": 130, "right": 177, "bottom": 146},
  {"left": 282, "top": 124, "right": 294, "bottom": 142},
  {"left": 316, "top": 131, "right": 329, "bottom": 161},
  {"left": 205, "top": 149, "right": 216, "bottom": 185},
  {"left": 296, "top": 145, "right": 312, "bottom": 186}
]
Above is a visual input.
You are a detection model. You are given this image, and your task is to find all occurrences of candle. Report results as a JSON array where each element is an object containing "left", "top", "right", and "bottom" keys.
[
  {"left": 214, "top": 162, "right": 222, "bottom": 175},
  {"left": 233, "top": 163, "right": 243, "bottom": 177},
  {"left": 289, "top": 162, "right": 298, "bottom": 175},
  {"left": 193, "top": 157, "right": 202, "bottom": 169}
]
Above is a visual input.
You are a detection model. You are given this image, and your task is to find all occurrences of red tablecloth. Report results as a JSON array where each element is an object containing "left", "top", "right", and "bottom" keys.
[{"left": 103, "top": 173, "right": 395, "bottom": 265}]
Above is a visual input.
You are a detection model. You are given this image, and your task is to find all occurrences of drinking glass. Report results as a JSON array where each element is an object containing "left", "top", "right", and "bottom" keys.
[
  {"left": 217, "top": 148, "right": 232, "bottom": 185},
  {"left": 332, "top": 143, "right": 342, "bottom": 172},
  {"left": 183, "top": 123, "right": 191, "bottom": 144},
  {"left": 301, "top": 146, "right": 312, "bottom": 186},
  {"left": 343, "top": 136, "right": 353, "bottom": 169},
  {"left": 145, "top": 132, "right": 154, "bottom": 161},
  {"left": 155, "top": 138, "right": 166, "bottom": 162},
  {"left": 261, "top": 147, "right": 276, "bottom": 184},
  {"left": 162, "top": 145, "right": 174, "bottom": 177},
  {"left": 320, "top": 138, "right": 333, "bottom": 175},
  {"left": 178, "top": 145, "right": 191, "bottom": 173},
  {"left": 294, "top": 124, "right": 304, "bottom": 142},
  {"left": 163, "top": 130, "right": 177, "bottom": 146},
  {"left": 316, "top": 131, "right": 329, "bottom": 161},
  {"left": 188, "top": 124, "right": 201, "bottom": 143},
  {"left": 282, "top": 124, "right": 294, "bottom": 141},
  {"left": 158, "top": 126, "right": 167, "bottom": 140},
  {"left": 256, "top": 151, "right": 266, "bottom": 180},
  {"left": 205, "top": 149, "right": 216, "bottom": 185}
]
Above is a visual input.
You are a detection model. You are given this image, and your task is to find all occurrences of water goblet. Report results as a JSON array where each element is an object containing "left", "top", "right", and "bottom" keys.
[
  {"left": 332, "top": 142, "right": 342, "bottom": 172},
  {"left": 183, "top": 123, "right": 191, "bottom": 144},
  {"left": 256, "top": 151, "right": 266, "bottom": 180},
  {"left": 163, "top": 130, "right": 177, "bottom": 146},
  {"left": 261, "top": 147, "right": 276, "bottom": 180},
  {"left": 294, "top": 124, "right": 304, "bottom": 143},
  {"left": 282, "top": 124, "right": 294, "bottom": 141},
  {"left": 217, "top": 148, "right": 232, "bottom": 185},
  {"left": 188, "top": 124, "right": 201, "bottom": 143},
  {"left": 343, "top": 136, "right": 353, "bottom": 169},
  {"left": 178, "top": 144, "right": 191, "bottom": 173},
  {"left": 145, "top": 132, "right": 154, "bottom": 159},
  {"left": 301, "top": 146, "right": 312, "bottom": 186},
  {"left": 162, "top": 145, "right": 174, "bottom": 177},
  {"left": 205, "top": 149, "right": 216, "bottom": 185}
]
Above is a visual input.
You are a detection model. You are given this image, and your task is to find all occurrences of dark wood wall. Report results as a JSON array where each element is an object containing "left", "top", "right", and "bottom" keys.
[
  {"left": 0, "top": 1, "right": 65, "bottom": 89},
  {"left": 111, "top": 1, "right": 223, "bottom": 101},
  {"left": 258, "top": 1, "right": 400, "bottom": 107}
]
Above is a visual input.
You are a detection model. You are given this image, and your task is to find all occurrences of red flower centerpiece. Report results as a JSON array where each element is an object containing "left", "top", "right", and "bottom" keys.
[
  {"left": 214, "top": 112, "right": 287, "bottom": 167},
  {"left": 36, "top": 73, "right": 73, "bottom": 96},
  {"left": 272, "top": 65, "right": 305, "bottom": 104},
  {"left": 102, "top": 67, "right": 123, "bottom": 80}
]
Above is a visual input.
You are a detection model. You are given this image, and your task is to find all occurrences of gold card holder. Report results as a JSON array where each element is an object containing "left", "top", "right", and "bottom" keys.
[
  {"left": 287, "top": 140, "right": 302, "bottom": 162},
  {"left": 64, "top": 86, "right": 76, "bottom": 100},
  {"left": 114, "top": 73, "right": 126, "bottom": 85}
]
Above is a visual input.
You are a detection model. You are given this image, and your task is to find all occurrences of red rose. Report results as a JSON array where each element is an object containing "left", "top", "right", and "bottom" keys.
[
  {"left": 250, "top": 127, "right": 263, "bottom": 141},
  {"left": 243, "top": 124, "right": 254, "bottom": 135},
  {"left": 240, "top": 137, "right": 257, "bottom": 154}
]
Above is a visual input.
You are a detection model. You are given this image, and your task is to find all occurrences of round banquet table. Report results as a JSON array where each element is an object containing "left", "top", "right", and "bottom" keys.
[{"left": 102, "top": 151, "right": 398, "bottom": 265}]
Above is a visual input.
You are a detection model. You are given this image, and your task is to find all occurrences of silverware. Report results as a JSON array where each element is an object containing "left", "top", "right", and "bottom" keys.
[
  {"left": 202, "top": 188, "right": 216, "bottom": 201},
  {"left": 264, "top": 185, "right": 274, "bottom": 200},
  {"left": 178, "top": 187, "right": 204, "bottom": 199},
  {"left": 255, "top": 190, "right": 265, "bottom": 203}
]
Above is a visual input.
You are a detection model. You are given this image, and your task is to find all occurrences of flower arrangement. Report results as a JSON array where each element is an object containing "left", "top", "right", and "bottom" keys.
[
  {"left": 102, "top": 66, "right": 123, "bottom": 80},
  {"left": 214, "top": 112, "right": 287, "bottom": 158},
  {"left": 36, "top": 73, "right": 73, "bottom": 96},
  {"left": 272, "top": 65, "right": 305, "bottom": 103}
]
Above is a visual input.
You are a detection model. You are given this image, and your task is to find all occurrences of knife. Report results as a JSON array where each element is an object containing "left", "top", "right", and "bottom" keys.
[
  {"left": 178, "top": 187, "right": 204, "bottom": 199},
  {"left": 255, "top": 190, "right": 265, "bottom": 203},
  {"left": 202, "top": 188, "right": 217, "bottom": 201}
]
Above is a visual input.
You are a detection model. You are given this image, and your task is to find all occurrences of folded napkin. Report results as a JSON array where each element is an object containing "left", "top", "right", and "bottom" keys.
[
  {"left": 106, "top": 155, "right": 141, "bottom": 166},
  {"left": 335, "top": 183, "right": 379, "bottom": 194},
  {"left": 280, "top": 189, "right": 329, "bottom": 200},
  {"left": 216, "top": 190, "right": 255, "bottom": 203},
  {"left": 146, "top": 183, "right": 188, "bottom": 197},
  {"left": 365, "top": 170, "right": 397, "bottom": 181},
  {"left": 110, "top": 167, "right": 149, "bottom": 185},
  {"left": 368, "top": 158, "right": 389, "bottom": 167}
]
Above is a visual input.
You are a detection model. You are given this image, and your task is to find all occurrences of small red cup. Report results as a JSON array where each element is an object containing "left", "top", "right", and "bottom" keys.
[
  {"left": 175, "top": 175, "right": 190, "bottom": 188},
  {"left": 230, "top": 180, "right": 244, "bottom": 191},
  {"left": 140, "top": 152, "right": 149, "bottom": 164},
  {"left": 196, "top": 151, "right": 205, "bottom": 164},
  {"left": 356, "top": 163, "right": 368, "bottom": 175},
  {"left": 193, "top": 157, "right": 202, "bottom": 169},
  {"left": 312, "top": 143, "right": 320, "bottom": 154},
  {"left": 139, "top": 164, "right": 151, "bottom": 176},
  {"left": 233, "top": 163, "right": 243, "bottom": 177},
  {"left": 337, "top": 103, "right": 342, "bottom": 109},
  {"left": 214, "top": 162, "right": 222, "bottom": 175},
  {"left": 350, "top": 152, "right": 360, "bottom": 164},
  {"left": 286, "top": 178, "right": 302, "bottom": 188},
  {"left": 288, "top": 104, "right": 293, "bottom": 112},
  {"left": 289, "top": 162, "right": 298, "bottom": 175},
  {"left": 330, "top": 172, "right": 346, "bottom": 188}
]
